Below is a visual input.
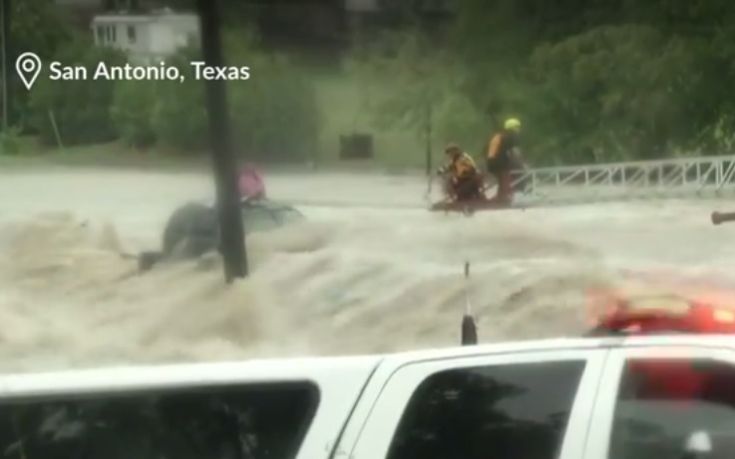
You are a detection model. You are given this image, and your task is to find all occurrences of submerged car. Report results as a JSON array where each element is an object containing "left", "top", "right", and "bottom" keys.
[{"left": 139, "top": 199, "right": 304, "bottom": 271}]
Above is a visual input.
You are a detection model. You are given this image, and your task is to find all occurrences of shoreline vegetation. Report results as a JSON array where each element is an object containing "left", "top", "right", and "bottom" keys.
[
  {"left": 0, "top": 142, "right": 428, "bottom": 175},
  {"left": 4, "top": 2, "right": 735, "bottom": 171}
]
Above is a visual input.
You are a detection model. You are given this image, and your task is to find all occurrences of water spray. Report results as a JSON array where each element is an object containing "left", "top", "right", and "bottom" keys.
[{"left": 461, "top": 260, "right": 478, "bottom": 345}]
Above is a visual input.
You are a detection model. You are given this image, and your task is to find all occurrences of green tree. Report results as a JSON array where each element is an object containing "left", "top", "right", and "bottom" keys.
[
  {"left": 150, "top": 46, "right": 208, "bottom": 152},
  {"left": 150, "top": 30, "right": 321, "bottom": 161},
  {"left": 444, "top": 0, "right": 735, "bottom": 164},
  {"left": 110, "top": 80, "right": 158, "bottom": 149},
  {"left": 527, "top": 25, "right": 725, "bottom": 163},
  {"left": 5, "top": 0, "right": 74, "bottom": 130},
  {"left": 10, "top": 0, "right": 72, "bottom": 59},
  {"left": 28, "top": 38, "right": 126, "bottom": 146},
  {"left": 350, "top": 30, "right": 479, "bottom": 157},
  {"left": 230, "top": 60, "right": 320, "bottom": 162},
  {"left": 225, "top": 29, "right": 321, "bottom": 162}
]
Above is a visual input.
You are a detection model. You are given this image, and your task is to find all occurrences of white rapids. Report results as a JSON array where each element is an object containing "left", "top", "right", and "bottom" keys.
[{"left": 0, "top": 167, "right": 733, "bottom": 372}]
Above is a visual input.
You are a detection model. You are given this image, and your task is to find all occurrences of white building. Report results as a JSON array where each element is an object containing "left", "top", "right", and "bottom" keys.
[{"left": 91, "top": 10, "right": 199, "bottom": 63}]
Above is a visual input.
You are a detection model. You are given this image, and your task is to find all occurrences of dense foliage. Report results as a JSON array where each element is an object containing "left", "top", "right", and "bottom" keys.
[
  {"left": 28, "top": 39, "right": 126, "bottom": 146},
  {"left": 2, "top": 0, "right": 74, "bottom": 129},
  {"left": 4, "top": 2, "right": 319, "bottom": 161},
  {"left": 113, "top": 31, "right": 320, "bottom": 160},
  {"left": 355, "top": 0, "right": 735, "bottom": 165},
  {"left": 6, "top": 0, "right": 735, "bottom": 165}
]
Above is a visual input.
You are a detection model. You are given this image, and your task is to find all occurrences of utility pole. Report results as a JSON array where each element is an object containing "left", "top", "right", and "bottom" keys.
[
  {"left": 1, "top": 0, "right": 10, "bottom": 131},
  {"left": 195, "top": 0, "right": 248, "bottom": 282}
]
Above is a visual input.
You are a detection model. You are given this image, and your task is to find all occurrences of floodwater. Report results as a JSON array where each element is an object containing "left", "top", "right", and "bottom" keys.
[{"left": 0, "top": 167, "right": 734, "bottom": 372}]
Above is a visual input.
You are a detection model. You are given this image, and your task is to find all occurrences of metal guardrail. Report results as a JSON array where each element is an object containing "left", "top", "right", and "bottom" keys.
[{"left": 510, "top": 155, "right": 735, "bottom": 204}]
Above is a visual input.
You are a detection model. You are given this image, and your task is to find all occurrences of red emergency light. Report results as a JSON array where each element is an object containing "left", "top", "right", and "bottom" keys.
[
  {"left": 587, "top": 293, "right": 735, "bottom": 336},
  {"left": 586, "top": 289, "right": 735, "bottom": 400}
]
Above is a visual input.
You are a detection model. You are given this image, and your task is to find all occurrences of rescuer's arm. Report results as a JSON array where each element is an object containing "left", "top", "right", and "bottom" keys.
[{"left": 487, "top": 134, "right": 501, "bottom": 159}]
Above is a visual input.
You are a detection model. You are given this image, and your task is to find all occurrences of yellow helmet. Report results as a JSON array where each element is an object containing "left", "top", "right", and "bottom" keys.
[
  {"left": 444, "top": 143, "right": 462, "bottom": 155},
  {"left": 504, "top": 118, "right": 521, "bottom": 132}
]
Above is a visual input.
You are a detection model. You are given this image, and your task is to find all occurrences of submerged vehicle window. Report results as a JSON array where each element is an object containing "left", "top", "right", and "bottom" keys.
[
  {"left": 0, "top": 382, "right": 319, "bottom": 459},
  {"left": 387, "top": 360, "right": 586, "bottom": 459}
]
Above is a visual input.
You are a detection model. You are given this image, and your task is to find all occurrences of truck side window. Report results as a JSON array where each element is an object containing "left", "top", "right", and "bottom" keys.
[
  {"left": 609, "top": 358, "right": 735, "bottom": 459},
  {"left": 0, "top": 382, "right": 318, "bottom": 459},
  {"left": 387, "top": 360, "right": 586, "bottom": 459}
]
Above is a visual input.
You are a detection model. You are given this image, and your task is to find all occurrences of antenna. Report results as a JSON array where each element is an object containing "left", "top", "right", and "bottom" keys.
[{"left": 461, "top": 261, "right": 478, "bottom": 345}]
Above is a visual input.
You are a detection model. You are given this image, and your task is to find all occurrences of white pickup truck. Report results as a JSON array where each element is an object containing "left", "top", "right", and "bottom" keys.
[{"left": 0, "top": 334, "right": 734, "bottom": 459}]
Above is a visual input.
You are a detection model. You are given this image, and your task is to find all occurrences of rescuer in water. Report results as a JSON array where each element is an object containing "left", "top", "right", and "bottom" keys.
[
  {"left": 437, "top": 143, "right": 484, "bottom": 202},
  {"left": 486, "top": 118, "right": 522, "bottom": 204}
]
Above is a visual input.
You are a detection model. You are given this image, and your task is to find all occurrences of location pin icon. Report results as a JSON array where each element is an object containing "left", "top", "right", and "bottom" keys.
[{"left": 15, "top": 52, "right": 43, "bottom": 90}]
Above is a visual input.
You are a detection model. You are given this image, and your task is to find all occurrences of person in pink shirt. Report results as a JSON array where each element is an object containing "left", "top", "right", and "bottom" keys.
[{"left": 237, "top": 163, "right": 266, "bottom": 202}]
